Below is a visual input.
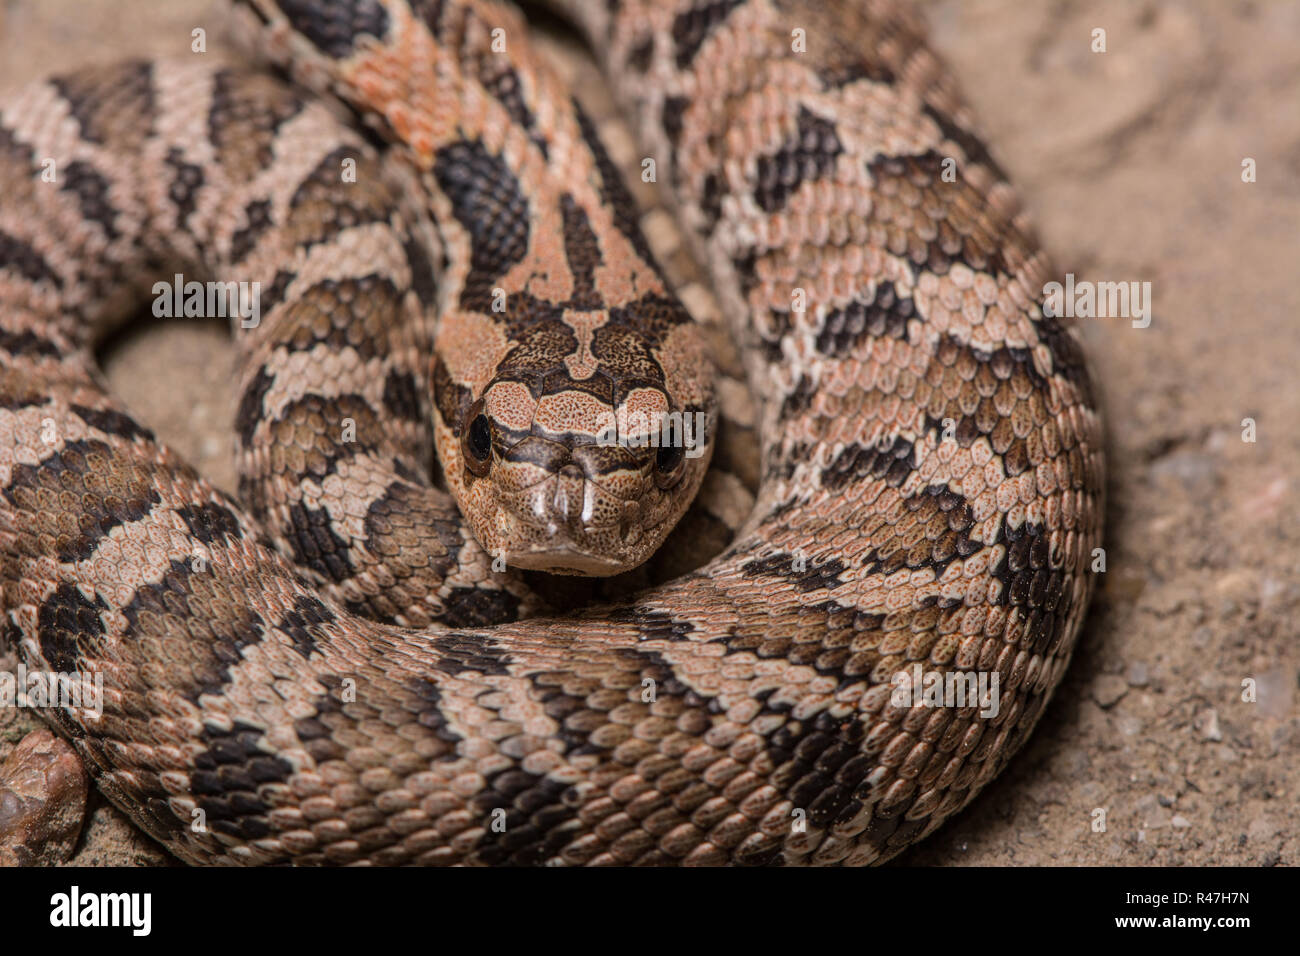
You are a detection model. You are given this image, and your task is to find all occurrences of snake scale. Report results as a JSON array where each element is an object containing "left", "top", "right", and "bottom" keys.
[{"left": 0, "top": 0, "right": 1102, "bottom": 865}]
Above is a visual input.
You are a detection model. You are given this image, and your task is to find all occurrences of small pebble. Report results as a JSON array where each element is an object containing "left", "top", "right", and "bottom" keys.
[
  {"left": 1145, "top": 807, "right": 1172, "bottom": 829},
  {"left": 1126, "top": 662, "right": 1149, "bottom": 687},
  {"left": 0, "top": 729, "right": 88, "bottom": 866},
  {"left": 1201, "top": 708, "right": 1223, "bottom": 742},
  {"left": 1092, "top": 674, "right": 1129, "bottom": 708}
]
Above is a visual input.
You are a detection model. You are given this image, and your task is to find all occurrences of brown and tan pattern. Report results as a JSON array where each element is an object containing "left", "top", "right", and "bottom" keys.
[{"left": 0, "top": 0, "right": 1101, "bottom": 866}]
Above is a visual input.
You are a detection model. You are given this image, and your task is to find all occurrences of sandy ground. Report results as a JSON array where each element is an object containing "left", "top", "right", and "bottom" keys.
[{"left": 0, "top": 0, "right": 1296, "bottom": 867}]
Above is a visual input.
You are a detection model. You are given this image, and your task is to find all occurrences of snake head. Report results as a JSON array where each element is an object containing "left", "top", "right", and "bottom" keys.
[{"left": 436, "top": 335, "right": 717, "bottom": 576}]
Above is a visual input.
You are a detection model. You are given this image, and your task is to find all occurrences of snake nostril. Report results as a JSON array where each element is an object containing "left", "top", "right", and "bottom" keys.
[
  {"left": 654, "top": 441, "right": 685, "bottom": 489},
  {"left": 552, "top": 463, "right": 586, "bottom": 528}
]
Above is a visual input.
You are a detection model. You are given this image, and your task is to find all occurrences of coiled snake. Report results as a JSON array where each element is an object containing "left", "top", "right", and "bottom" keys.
[{"left": 0, "top": 0, "right": 1102, "bottom": 865}]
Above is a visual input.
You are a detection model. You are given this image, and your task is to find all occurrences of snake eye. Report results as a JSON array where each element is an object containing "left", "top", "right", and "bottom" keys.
[
  {"left": 461, "top": 399, "right": 493, "bottom": 477},
  {"left": 654, "top": 441, "right": 685, "bottom": 489}
]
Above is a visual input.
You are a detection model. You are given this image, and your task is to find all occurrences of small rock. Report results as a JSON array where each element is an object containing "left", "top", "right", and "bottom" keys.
[
  {"left": 1145, "top": 806, "right": 1172, "bottom": 829},
  {"left": 1118, "top": 715, "right": 1143, "bottom": 736},
  {"left": 1171, "top": 815, "right": 1191, "bottom": 829},
  {"left": 1149, "top": 449, "right": 1218, "bottom": 494},
  {"left": 1092, "top": 675, "right": 1129, "bottom": 708},
  {"left": 1126, "top": 662, "right": 1150, "bottom": 687},
  {"left": 1157, "top": 794, "right": 1174, "bottom": 807},
  {"left": 1247, "top": 817, "right": 1278, "bottom": 843},
  {"left": 1201, "top": 708, "right": 1223, "bottom": 742},
  {"left": 0, "top": 729, "right": 88, "bottom": 866}
]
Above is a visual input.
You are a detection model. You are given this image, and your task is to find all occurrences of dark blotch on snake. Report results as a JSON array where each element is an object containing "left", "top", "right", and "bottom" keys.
[
  {"left": 671, "top": 0, "right": 745, "bottom": 69},
  {"left": 192, "top": 721, "right": 295, "bottom": 843},
  {"left": 3, "top": 438, "right": 161, "bottom": 562},
  {"left": 427, "top": 632, "right": 511, "bottom": 677},
  {"left": 382, "top": 368, "right": 424, "bottom": 422},
  {"left": 230, "top": 198, "right": 274, "bottom": 263},
  {"left": 36, "top": 582, "right": 110, "bottom": 672},
  {"left": 821, "top": 435, "right": 916, "bottom": 491},
  {"left": 0, "top": 329, "right": 60, "bottom": 359},
  {"left": 235, "top": 365, "right": 275, "bottom": 448},
  {"left": 857, "top": 485, "right": 981, "bottom": 580},
  {"left": 815, "top": 281, "right": 915, "bottom": 356},
  {"left": 70, "top": 403, "right": 155, "bottom": 443},
  {"left": 740, "top": 552, "right": 847, "bottom": 592},
  {"left": 49, "top": 61, "right": 154, "bottom": 147},
  {"left": 441, "top": 587, "right": 522, "bottom": 628},
  {"left": 174, "top": 501, "right": 243, "bottom": 545},
  {"left": 286, "top": 501, "right": 356, "bottom": 583},
  {"left": 60, "top": 161, "right": 121, "bottom": 240},
  {"left": 754, "top": 106, "right": 844, "bottom": 213},
  {"left": 119, "top": 560, "right": 269, "bottom": 702},
  {"left": 433, "top": 139, "right": 530, "bottom": 310},
  {"left": 273, "top": 0, "right": 390, "bottom": 59},
  {"left": 0, "top": 231, "right": 63, "bottom": 288},
  {"left": 275, "top": 594, "right": 335, "bottom": 659},
  {"left": 163, "top": 147, "right": 204, "bottom": 230}
]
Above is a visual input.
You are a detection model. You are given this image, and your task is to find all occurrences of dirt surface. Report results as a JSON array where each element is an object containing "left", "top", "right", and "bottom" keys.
[{"left": 0, "top": 0, "right": 1295, "bottom": 867}]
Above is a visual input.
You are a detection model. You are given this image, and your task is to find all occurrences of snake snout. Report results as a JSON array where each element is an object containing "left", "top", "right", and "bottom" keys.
[{"left": 484, "top": 435, "right": 656, "bottom": 574}]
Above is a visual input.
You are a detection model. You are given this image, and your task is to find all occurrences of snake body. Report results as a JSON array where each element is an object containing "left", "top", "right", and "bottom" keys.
[{"left": 0, "top": 0, "right": 1102, "bottom": 865}]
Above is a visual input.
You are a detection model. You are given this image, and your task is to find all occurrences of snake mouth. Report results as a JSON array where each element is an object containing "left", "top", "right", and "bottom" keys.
[{"left": 506, "top": 546, "right": 626, "bottom": 576}]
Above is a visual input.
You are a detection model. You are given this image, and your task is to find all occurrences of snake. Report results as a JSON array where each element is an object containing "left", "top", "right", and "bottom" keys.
[{"left": 0, "top": 0, "right": 1103, "bottom": 866}]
